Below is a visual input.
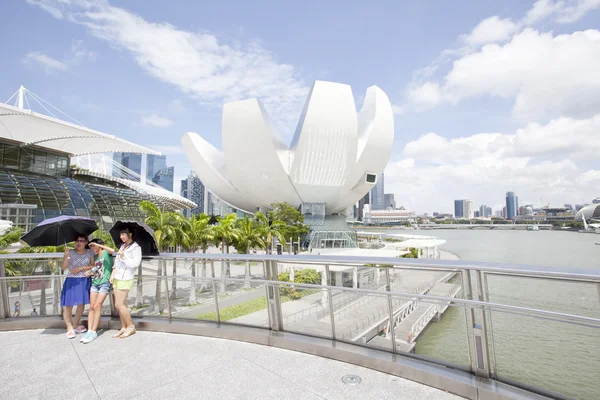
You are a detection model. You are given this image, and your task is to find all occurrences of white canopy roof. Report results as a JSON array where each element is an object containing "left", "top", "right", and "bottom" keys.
[{"left": 0, "top": 101, "right": 159, "bottom": 156}]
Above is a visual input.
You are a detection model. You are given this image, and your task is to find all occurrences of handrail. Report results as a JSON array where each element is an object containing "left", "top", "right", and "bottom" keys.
[
  {"left": 3, "top": 252, "right": 599, "bottom": 282},
  {"left": 3, "top": 273, "right": 597, "bottom": 328}
]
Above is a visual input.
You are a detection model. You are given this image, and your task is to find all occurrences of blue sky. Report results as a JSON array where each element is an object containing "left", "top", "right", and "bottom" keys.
[{"left": 2, "top": 0, "right": 600, "bottom": 213}]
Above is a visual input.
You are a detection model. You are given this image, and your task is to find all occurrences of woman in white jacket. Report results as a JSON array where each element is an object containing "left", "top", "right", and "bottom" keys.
[{"left": 89, "top": 227, "right": 141, "bottom": 339}]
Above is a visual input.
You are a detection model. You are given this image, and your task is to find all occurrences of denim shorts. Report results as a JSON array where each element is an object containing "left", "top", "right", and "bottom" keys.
[{"left": 90, "top": 282, "right": 111, "bottom": 294}]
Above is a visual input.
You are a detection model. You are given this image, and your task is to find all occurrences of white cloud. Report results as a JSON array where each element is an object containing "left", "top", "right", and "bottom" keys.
[
  {"left": 398, "top": 0, "right": 600, "bottom": 115},
  {"left": 386, "top": 114, "right": 600, "bottom": 213},
  {"left": 461, "top": 16, "right": 518, "bottom": 46},
  {"left": 141, "top": 114, "right": 173, "bottom": 127},
  {"left": 402, "top": 29, "right": 600, "bottom": 120},
  {"left": 28, "top": 0, "right": 309, "bottom": 133},
  {"left": 22, "top": 52, "right": 67, "bottom": 73},
  {"left": 525, "top": 0, "right": 600, "bottom": 25}
]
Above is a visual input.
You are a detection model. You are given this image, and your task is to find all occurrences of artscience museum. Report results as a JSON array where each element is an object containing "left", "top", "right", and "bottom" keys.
[{"left": 182, "top": 80, "right": 394, "bottom": 248}]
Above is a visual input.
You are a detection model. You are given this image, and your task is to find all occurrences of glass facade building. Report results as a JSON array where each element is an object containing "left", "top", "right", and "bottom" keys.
[
  {"left": 0, "top": 139, "right": 185, "bottom": 232},
  {"left": 506, "top": 191, "right": 517, "bottom": 219},
  {"left": 112, "top": 152, "right": 142, "bottom": 180},
  {"left": 369, "top": 173, "right": 385, "bottom": 210},
  {"left": 180, "top": 172, "right": 205, "bottom": 217}
]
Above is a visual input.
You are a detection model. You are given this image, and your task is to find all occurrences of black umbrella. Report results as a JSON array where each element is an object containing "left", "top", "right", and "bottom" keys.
[
  {"left": 109, "top": 220, "right": 159, "bottom": 256},
  {"left": 20, "top": 215, "right": 99, "bottom": 247}
]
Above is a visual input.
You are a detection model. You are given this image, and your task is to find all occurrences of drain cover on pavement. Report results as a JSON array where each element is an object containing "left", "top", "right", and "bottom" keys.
[{"left": 341, "top": 375, "right": 362, "bottom": 385}]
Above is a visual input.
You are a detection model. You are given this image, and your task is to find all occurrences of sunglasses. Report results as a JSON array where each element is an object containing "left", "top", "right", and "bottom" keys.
[{"left": 76, "top": 239, "right": 88, "bottom": 243}]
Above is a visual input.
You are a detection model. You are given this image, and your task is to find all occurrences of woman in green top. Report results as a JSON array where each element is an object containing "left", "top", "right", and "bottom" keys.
[{"left": 81, "top": 238, "right": 113, "bottom": 344}]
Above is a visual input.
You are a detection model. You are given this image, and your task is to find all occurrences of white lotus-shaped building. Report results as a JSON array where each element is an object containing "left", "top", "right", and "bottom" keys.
[{"left": 182, "top": 80, "right": 394, "bottom": 216}]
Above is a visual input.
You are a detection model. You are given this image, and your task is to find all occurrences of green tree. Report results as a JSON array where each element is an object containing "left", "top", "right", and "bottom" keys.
[
  {"left": 139, "top": 201, "right": 183, "bottom": 312},
  {"left": 186, "top": 213, "right": 214, "bottom": 302},
  {"left": 0, "top": 227, "right": 24, "bottom": 277},
  {"left": 235, "top": 217, "right": 266, "bottom": 288},
  {"left": 212, "top": 213, "right": 240, "bottom": 293},
  {"left": 266, "top": 203, "right": 309, "bottom": 246},
  {"left": 254, "top": 212, "right": 286, "bottom": 254}
]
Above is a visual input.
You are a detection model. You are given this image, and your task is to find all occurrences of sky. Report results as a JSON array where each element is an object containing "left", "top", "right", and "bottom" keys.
[{"left": 2, "top": 0, "right": 600, "bottom": 214}]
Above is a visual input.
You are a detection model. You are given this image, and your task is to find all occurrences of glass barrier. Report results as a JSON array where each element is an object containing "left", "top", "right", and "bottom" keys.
[
  {"left": 489, "top": 311, "right": 600, "bottom": 400},
  {"left": 280, "top": 282, "right": 334, "bottom": 340}
]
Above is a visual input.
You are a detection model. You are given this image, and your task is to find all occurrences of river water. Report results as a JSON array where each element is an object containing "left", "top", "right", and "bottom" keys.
[{"left": 380, "top": 229, "right": 600, "bottom": 400}]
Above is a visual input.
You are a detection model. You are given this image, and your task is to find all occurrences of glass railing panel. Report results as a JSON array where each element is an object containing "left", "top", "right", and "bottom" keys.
[
  {"left": 281, "top": 282, "right": 333, "bottom": 340},
  {"left": 129, "top": 276, "right": 162, "bottom": 317},
  {"left": 4, "top": 275, "right": 62, "bottom": 317},
  {"left": 214, "top": 281, "right": 270, "bottom": 328},
  {"left": 489, "top": 311, "right": 600, "bottom": 400},
  {"left": 413, "top": 302, "right": 471, "bottom": 368},
  {"left": 330, "top": 286, "right": 392, "bottom": 352},
  {"left": 486, "top": 273, "right": 600, "bottom": 318},
  {"left": 168, "top": 277, "right": 217, "bottom": 321}
]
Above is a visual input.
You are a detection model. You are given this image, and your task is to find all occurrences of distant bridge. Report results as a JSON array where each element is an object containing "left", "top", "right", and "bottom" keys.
[{"left": 419, "top": 224, "right": 553, "bottom": 230}]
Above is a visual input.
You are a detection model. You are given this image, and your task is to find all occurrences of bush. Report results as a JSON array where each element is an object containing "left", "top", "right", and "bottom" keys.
[
  {"left": 278, "top": 268, "right": 321, "bottom": 298},
  {"left": 401, "top": 248, "right": 419, "bottom": 258}
]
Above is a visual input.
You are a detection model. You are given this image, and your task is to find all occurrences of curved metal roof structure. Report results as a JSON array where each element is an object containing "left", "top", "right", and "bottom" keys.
[
  {"left": 575, "top": 204, "right": 600, "bottom": 220},
  {"left": 183, "top": 80, "right": 394, "bottom": 215},
  {"left": 0, "top": 87, "right": 159, "bottom": 156}
]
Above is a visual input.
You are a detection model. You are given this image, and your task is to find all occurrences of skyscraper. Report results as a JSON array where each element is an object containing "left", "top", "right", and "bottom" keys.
[
  {"left": 479, "top": 204, "right": 492, "bottom": 218},
  {"left": 146, "top": 155, "right": 174, "bottom": 191},
  {"left": 370, "top": 173, "right": 385, "bottom": 210},
  {"left": 181, "top": 171, "right": 205, "bottom": 217},
  {"left": 506, "top": 191, "right": 517, "bottom": 219},
  {"left": 463, "top": 200, "right": 474, "bottom": 219},
  {"left": 357, "top": 192, "right": 370, "bottom": 221},
  {"left": 152, "top": 166, "right": 174, "bottom": 192},
  {"left": 113, "top": 152, "right": 142, "bottom": 180},
  {"left": 454, "top": 200, "right": 464, "bottom": 218},
  {"left": 383, "top": 193, "right": 396, "bottom": 209}
]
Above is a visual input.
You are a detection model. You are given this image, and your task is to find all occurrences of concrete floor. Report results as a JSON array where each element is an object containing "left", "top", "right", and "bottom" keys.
[{"left": 1, "top": 329, "right": 464, "bottom": 400}]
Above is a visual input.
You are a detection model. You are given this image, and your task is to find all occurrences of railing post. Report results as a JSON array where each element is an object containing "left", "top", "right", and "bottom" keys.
[
  {"left": 472, "top": 270, "right": 491, "bottom": 378},
  {"left": 385, "top": 268, "right": 398, "bottom": 353},
  {"left": 211, "top": 260, "right": 220, "bottom": 324},
  {"left": 0, "top": 260, "right": 9, "bottom": 319},
  {"left": 325, "top": 265, "right": 336, "bottom": 339},
  {"left": 163, "top": 261, "right": 172, "bottom": 319},
  {"left": 483, "top": 272, "right": 497, "bottom": 378},
  {"left": 461, "top": 269, "right": 474, "bottom": 372},
  {"left": 265, "top": 257, "right": 282, "bottom": 331}
]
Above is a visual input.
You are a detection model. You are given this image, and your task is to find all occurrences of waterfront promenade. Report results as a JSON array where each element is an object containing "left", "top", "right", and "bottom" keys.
[{"left": 1, "top": 329, "right": 462, "bottom": 400}]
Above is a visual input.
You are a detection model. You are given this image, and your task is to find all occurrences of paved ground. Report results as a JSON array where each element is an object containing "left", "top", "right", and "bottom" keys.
[{"left": 1, "top": 329, "right": 463, "bottom": 400}]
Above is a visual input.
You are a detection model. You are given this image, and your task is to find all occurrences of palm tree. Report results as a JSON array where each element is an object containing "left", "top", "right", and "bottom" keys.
[
  {"left": 235, "top": 217, "right": 265, "bottom": 289},
  {"left": 186, "top": 213, "right": 214, "bottom": 301},
  {"left": 0, "top": 227, "right": 24, "bottom": 277},
  {"left": 212, "top": 213, "right": 239, "bottom": 293},
  {"left": 168, "top": 212, "right": 190, "bottom": 299},
  {"left": 16, "top": 244, "right": 66, "bottom": 316},
  {"left": 139, "top": 201, "right": 181, "bottom": 313},
  {"left": 254, "top": 212, "right": 286, "bottom": 254}
]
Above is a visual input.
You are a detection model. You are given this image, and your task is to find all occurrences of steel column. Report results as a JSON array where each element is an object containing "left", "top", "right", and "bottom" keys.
[
  {"left": 325, "top": 265, "right": 336, "bottom": 339},
  {"left": 385, "top": 267, "right": 398, "bottom": 353}
]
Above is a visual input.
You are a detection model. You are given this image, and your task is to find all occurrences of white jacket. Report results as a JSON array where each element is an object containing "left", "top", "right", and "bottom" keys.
[{"left": 113, "top": 241, "right": 142, "bottom": 280}]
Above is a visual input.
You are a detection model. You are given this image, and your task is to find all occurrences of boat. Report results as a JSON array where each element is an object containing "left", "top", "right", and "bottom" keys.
[{"left": 527, "top": 224, "right": 539, "bottom": 231}]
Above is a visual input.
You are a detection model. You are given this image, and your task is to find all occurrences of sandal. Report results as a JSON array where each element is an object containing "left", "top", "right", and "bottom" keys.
[
  {"left": 119, "top": 326, "right": 136, "bottom": 339},
  {"left": 112, "top": 328, "right": 126, "bottom": 338}
]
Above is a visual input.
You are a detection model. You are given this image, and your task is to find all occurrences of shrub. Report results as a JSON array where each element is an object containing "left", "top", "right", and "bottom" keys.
[{"left": 278, "top": 268, "right": 320, "bottom": 298}]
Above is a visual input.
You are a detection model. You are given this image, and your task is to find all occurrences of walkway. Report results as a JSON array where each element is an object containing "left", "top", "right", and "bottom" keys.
[{"left": 1, "top": 329, "right": 463, "bottom": 400}]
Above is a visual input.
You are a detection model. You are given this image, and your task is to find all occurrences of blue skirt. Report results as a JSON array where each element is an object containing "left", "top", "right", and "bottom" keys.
[{"left": 61, "top": 277, "right": 91, "bottom": 307}]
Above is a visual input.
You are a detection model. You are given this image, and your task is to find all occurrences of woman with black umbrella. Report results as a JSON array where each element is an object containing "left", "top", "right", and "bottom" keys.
[
  {"left": 61, "top": 234, "right": 95, "bottom": 339},
  {"left": 89, "top": 227, "right": 142, "bottom": 339}
]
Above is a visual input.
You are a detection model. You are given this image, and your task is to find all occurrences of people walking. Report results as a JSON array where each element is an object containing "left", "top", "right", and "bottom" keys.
[
  {"left": 90, "top": 227, "right": 141, "bottom": 339},
  {"left": 61, "top": 234, "right": 95, "bottom": 339},
  {"left": 81, "top": 238, "right": 113, "bottom": 344}
]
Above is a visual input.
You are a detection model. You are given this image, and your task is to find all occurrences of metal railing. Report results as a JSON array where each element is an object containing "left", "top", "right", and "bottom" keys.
[{"left": 1, "top": 252, "right": 599, "bottom": 400}]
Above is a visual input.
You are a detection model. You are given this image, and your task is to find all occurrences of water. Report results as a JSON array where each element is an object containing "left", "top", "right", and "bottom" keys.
[{"left": 383, "top": 229, "right": 600, "bottom": 400}]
